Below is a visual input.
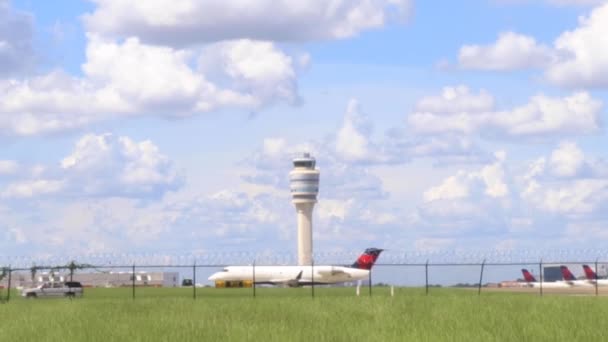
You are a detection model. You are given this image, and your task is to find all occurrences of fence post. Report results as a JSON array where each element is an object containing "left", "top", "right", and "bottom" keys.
[
  {"left": 595, "top": 259, "right": 599, "bottom": 297},
  {"left": 311, "top": 260, "right": 314, "bottom": 299},
  {"left": 253, "top": 260, "right": 256, "bottom": 298},
  {"left": 368, "top": 267, "right": 372, "bottom": 297},
  {"left": 478, "top": 259, "right": 485, "bottom": 296},
  {"left": 539, "top": 259, "right": 543, "bottom": 297},
  {"left": 132, "top": 264, "right": 136, "bottom": 300},
  {"left": 193, "top": 262, "right": 196, "bottom": 300},
  {"left": 425, "top": 260, "right": 429, "bottom": 296},
  {"left": 6, "top": 266, "right": 11, "bottom": 303}
]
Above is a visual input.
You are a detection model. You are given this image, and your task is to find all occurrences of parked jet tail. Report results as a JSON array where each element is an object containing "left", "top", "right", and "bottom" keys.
[
  {"left": 560, "top": 266, "right": 577, "bottom": 281},
  {"left": 351, "top": 248, "right": 384, "bottom": 270},
  {"left": 521, "top": 269, "right": 537, "bottom": 282},
  {"left": 582, "top": 265, "right": 598, "bottom": 280}
]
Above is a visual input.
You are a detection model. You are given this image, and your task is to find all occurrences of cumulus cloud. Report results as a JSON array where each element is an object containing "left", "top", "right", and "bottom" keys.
[
  {"left": 547, "top": 0, "right": 605, "bottom": 5},
  {"left": 335, "top": 99, "right": 376, "bottom": 162},
  {"left": 522, "top": 141, "right": 608, "bottom": 216},
  {"left": 549, "top": 141, "right": 586, "bottom": 177},
  {"left": 459, "top": 32, "right": 553, "bottom": 71},
  {"left": 2, "top": 179, "right": 64, "bottom": 199},
  {"left": 424, "top": 152, "right": 509, "bottom": 202},
  {"left": 83, "top": 0, "right": 412, "bottom": 46},
  {"left": 1, "top": 133, "right": 182, "bottom": 199},
  {"left": 408, "top": 86, "right": 602, "bottom": 138},
  {"left": 416, "top": 142, "right": 608, "bottom": 236},
  {"left": 198, "top": 39, "right": 299, "bottom": 105},
  {"left": 496, "top": 0, "right": 604, "bottom": 5},
  {"left": 546, "top": 3, "right": 608, "bottom": 87},
  {"left": 0, "top": 36, "right": 298, "bottom": 136},
  {"left": 60, "top": 133, "right": 183, "bottom": 197},
  {"left": 0, "top": 160, "right": 18, "bottom": 175},
  {"left": 0, "top": 0, "right": 34, "bottom": 76},
  {"left": 457, "top": 3, "right": 608, "bottom": 88}
]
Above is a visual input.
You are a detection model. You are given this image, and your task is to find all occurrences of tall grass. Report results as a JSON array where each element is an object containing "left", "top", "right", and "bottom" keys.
[{"left": 1, "top": 288, "right": 607, "bottom": 341}]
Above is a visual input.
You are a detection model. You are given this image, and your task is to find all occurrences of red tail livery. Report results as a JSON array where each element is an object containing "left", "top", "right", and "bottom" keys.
[
  {"left": 560, "top": 266, "right": 577, "bottom": 281},
  {"left": 521, "top": 269, "right": 537, "bottom": 282},
  {"left": 351, "top": 248, "right": 384, "bottom": 270},
  {"left": 582, "top": 265, "right": 598, "bottom": 280}
]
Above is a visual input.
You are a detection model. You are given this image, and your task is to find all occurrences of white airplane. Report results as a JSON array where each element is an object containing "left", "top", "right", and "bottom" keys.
[
  {"left": 582, "top": 265, "right": 608, "bottom": 286},
  {"left": 520, "top": 269, "right": 571, "bottom": 288},
  {"left": 208, "top": 248, "right": 384, "bottom": 287},
  {"left": 559, "top": 265, "right": 594, "bottom": 287}
]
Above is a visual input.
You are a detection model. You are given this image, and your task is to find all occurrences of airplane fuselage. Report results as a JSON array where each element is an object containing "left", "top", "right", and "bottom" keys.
[
  {"left": 523, "top": 281, "right": 572, "bottom": 288},
  {"left": 209, "top": 265, "right": 369, "bottom": 286}
]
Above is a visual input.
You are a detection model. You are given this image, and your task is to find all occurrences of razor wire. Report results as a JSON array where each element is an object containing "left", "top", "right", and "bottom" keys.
[{"left": 3, "top": 248, "right": 608, "bottom": 268}]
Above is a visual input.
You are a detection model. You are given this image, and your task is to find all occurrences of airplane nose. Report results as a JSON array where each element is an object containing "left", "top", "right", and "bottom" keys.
[{"left": 208, "top": 273, "right": 218, "bottom": 281}]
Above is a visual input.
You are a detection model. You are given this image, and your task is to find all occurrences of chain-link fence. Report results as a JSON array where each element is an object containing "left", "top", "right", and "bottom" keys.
[{"left": 2, "top": 250, "right": 608, "bottom": 302}]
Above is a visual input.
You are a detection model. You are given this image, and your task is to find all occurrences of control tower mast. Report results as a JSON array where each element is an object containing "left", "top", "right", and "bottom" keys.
[{"left": 289, "top": 153, "right": 320, "bottom": 266}]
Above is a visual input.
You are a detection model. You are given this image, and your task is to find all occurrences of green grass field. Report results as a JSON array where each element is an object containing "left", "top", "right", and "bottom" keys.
[{"left": 1, "top": 287, "right": 607, "bottom": 341}]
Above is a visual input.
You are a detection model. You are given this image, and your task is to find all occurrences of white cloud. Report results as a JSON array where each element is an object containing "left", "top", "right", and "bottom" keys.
[
  {"left": 408, "top": 86, "right": 602, "bottom": 138},
  {"left": 0, "top": 160, "right": 18, "bottom": 174},
  {"left": 496, "top": 0, "right": 605, "bottom": 5},
  {"left": 60, "top": 133, "right": 182, "bottom": 197},
  {"left": 198, "top": 39, "right": 298, "bottom": 105},
  {"left": 479, "top": 152, "right": 509, "bottom": 197},
  {"left": 424, "top": 173, "right": 470, "bottom": 202},
  {"left": 414, "top": 238, "right": 454, "bottom": 251},
  {"left": 335, "top": 99, "right": 375, "bottom": 162},
  {"left": 0, "top": 133, "right": 182, "bottom": 199},
  {"left": 550, "top": 141, "right": 585, "bottom": 177},
  {"left": 457, "top": 3, "right": 608, "bottom": 88},
  {"left": 424, "top": 153, "right": 509, "bottom": 202},
  {"left": 492, "top": 92, "right": 601, "bottom": 136},
  {"left": 524, "top": 179, "right": 608, "bottom": 215},
  {"left": 459, "top": 32, "right": 553, "bottom": 70},
  {"left": 409, "top": 86, "right": 494, "bottom": 135},
  {"left": 546, "top": 3, "right": 608, "bottom": 87},
  {"left": 2, "top": 179, "right": 64, "bottom": 198},
  {"left": 522, "top": 141, "right": 608, "bottom": 216},
  {"left": 0, "top": 0, "right": 34, "bottom": 76},
  {"left": 83, "top": 0, "right": 412, "bottom": 46},
  {"left": 547, "top": 0, "right": 605, "bottom": 6},
  {"left": 0, "top": 36, "right": 298, "bottom": 136},
  {"left": 414, "top": 85, "right": 494, "bottom": 114}
]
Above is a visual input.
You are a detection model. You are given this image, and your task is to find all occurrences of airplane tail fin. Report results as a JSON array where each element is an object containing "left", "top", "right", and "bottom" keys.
[
  {"left": 521, "top": 269, "right": 537, "bottom": 282},
  {"left": 560, "top": 265, "right": 577, "bottom": 281},
  {"left": 351, "top": 248, "right": 384, "bottom": 270},
  {"left": 582, "top": 265, "right": 598, "bottom": 280}
]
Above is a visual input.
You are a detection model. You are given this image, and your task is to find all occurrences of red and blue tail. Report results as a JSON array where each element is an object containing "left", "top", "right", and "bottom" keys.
[
  {"left": 582, "top": 265, "right": 598, "bottom": 280},
  {"left": 560, "top": 266, "right": 577, "bottom": 281},
  {"left": 521, "top": 269, "right": 537, "bottom": 282},
  {"left": 351, "top": 248, "right": 384, "bottom": 270}
]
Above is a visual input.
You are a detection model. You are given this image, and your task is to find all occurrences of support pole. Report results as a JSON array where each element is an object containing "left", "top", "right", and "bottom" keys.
[
  {"left": 132, "top": 264, "right": 136, "bottom": 300},
  {"left": 193, "top": 262, "right": 196, "bottom": 300},
  {"left": 539, "top": 259, "right": 543, "bottom": 297},
  {"left": 595, "top": 259, "right": 599, "bottom": 297},
  {"left": 311, "top": 260, "right": 315, "bottom": 299},
  {"left": 7, "top": 266, "right": 12, "bottom": 303},
  {"left": 368, "top": 268, "right": 372, "bottom": 297},
  {"left": 478, "top": 259, "right": 485, "bottom": 296},
  {"left": 253, "top": 260, "right": 256, "bottom": 298},
  {"left": 425, "top": 260, "right": 429, "bottom": 296}
]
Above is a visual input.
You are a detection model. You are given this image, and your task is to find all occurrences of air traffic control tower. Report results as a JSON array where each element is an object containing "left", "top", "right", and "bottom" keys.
[{"left": 289, "top": 153, "right": 320, "bottom": 266}]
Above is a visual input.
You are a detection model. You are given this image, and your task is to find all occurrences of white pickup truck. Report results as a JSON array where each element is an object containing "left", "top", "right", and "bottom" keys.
[{"left": 21, "top": 281, "right": 83, "bottom": 298}]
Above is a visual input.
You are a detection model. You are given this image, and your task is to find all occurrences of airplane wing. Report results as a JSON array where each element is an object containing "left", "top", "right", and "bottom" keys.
[{"left": 270, "top": 271, "right": 304, "bottom": 287}]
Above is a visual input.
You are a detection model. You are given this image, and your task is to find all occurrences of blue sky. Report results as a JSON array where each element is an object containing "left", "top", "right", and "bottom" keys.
[{"left": 1, "top": 0, "right": 608, "bottom": 264}]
